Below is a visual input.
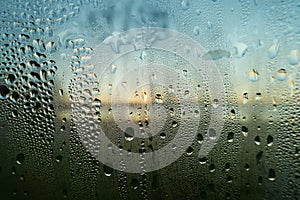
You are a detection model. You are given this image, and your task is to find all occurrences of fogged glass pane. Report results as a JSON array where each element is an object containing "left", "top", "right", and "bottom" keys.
[{"left": 0, "top": 0, "right": 299, "bottom": 200}]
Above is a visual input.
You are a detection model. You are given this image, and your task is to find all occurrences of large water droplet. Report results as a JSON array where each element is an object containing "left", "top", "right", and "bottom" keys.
[{"left": 0, "top": 85, "right": 10, "bottom": 100}]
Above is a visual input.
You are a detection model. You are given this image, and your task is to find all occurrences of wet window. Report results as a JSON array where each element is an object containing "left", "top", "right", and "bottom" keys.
[{"left": 0, "top": 0, "right": 299, "bottom": 199}]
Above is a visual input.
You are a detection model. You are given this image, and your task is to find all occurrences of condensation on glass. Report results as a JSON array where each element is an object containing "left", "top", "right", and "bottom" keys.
[{"left": 0, "top": 0, "right": 299, "bottom": 200}]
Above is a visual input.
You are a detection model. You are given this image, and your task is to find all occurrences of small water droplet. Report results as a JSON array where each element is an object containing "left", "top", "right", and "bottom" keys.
[
  {"left": 181, "top": 0, "right": 190, "bottom": 10},
  {"left": 103, "top": 164, "right": 113, "bottom": 177},
  {"left": 199, "top": 157, "right": 207, "bottom": 164},
  {"left": 243, "top": 92, "right": 248, "bottom": 104},
  {"left": 160, "top": 132, "right": 166, "bottom": 139},
  {"left": 209, "top": 164, "right": 216, "bottom": 172},
  {"left": 207, "top": 21, "right": 213, "bottom": 29},
  {"left": 288, "top": 50, "right": 299, "bottom": 65},
  {"left": 255, "top": 92, "right": 262, "bottom": 101},
  {"left": 60, "top": 126, "right": 65, "bottom": 132},
  {"left": 111, "top": 64, "right": 117, "bottom": 73},
  {"left": 55, "top": 155, "right": 63, "bottom": 163},
  {"left": 212, "top": 99, "right": 219, "bottom": 108},
  {"left": 267, "top": 135, "right": 273, "bottom": 146},
  {"left": 155, "top": 93, "right": 163, "bottom": 104},
  {"left": 16, "top": 153, "right": 25, "bottom": 165},
  {"left": 227, "top": 132, "right": 234, "bottom": 142},
  {"left": 249, "top": 69, "right": 259, "bottom": 82},
  {"left": 124, "top": 127, "right": 134, "bottom": 141},
  {"left": 197, "top": 133, "right": 203, "bottom": 144},
  {"left": 121, "top": 81, "right": 127, "bottom": 88},
  {"left": 254, "top": 136, "right": 261, "bottom": 145},
  {"left": 131, "top": 178, "right": 139, "bottom": 189},
  {"left": 277, "top": 69, "right": 287, "bottom": 81},
  {"left": 193, "top": 26, "right": 200, "bottom": 36},
  {"left": 172, "top": 121, "right": 178, "bottom": 128},
  {"left": 225, "top": 163, "right": 230, "bottom": 171},
  {"left": 208, "top": 128, "right": 217, "bottom": 139},
  {"left": 268, "top": 168, "right": 276, "bottom": 181},
  {"left": 244, "top": 163, "right": 250, "bottom": 171},
  {"left": 59, "top": 89, "right": 63, "bottom": 96},
  {"left": 242, "top": 126, "right": 248, "bottom": 137},
  {"left": 268, "top": 39, "right": 279, "bottom": 59},
  {"left": 186, "top": 146, "right": 194, "bottom": 155},
  {"left": 256, "top": 151, "right": 263, "bottom": 164}
]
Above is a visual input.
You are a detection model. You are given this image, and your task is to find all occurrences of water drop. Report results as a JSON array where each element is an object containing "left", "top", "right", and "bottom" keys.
[
  {"left": 209, "top": 164, "right": 216, "bottom": 172},
  {"left": 172, "top": 121, "right": 178, "bottom": 128},
  {"left": 225, "top": 163, "right": 230, "bottom": 171},
  {"left": 203, "top": 49, "right": 230, "bottom": 60},
  {"left": 131, "top": 178, "right": 139, "bottom": 189},
  {"left": 193, "top": 26, "right": 200, "bottom": 36},
  {"left": 288, "top": 50, "right": 299, "bottom": 65},
  {"left": 267, "top": 135, "right": 273, "bottom": 146},
  {"left": 243, "top": 92, "right": 248, "bottom": 104},
  {"left": 256, "top": 151, "right": 263, "bottom": 164},
  {"left": 244, "top": 163, "right": 250, "bottom": 171},
  {"left": 249, "top": 69, "right": 259, "bottom": 82},
  {"left": 233, "top": 42, "right": 248, "bottom": 58},
  {"left": 197, "top": 133, "right": 203, "bottom": 144},
  {"left": 60, "top": 126, "right": 65, "bottom": 132},
  {"left": 111, "top": 64, "right": 117, "bottom": 73},
  {"left": 155, "top": 93, "right": 163, "bottom": 104},
  {"left": 140, "top": 51, "right": 147, "bottom": 61},
  {"left": 186, "top": 146, "right": 194, "bottom": 155},
  {"left": 208, "top": 128, "right": 216, "bottom": 139},
  {"left": 124, "top": 127, "right": 134, "bottom": 141},
  {"left": 276, "top": 69, "right": 287, "bottom": 81},
  {"left": 59, "top": 89, "right": 63, "bottom": 96},
  {"left": 160, "top": 132, "right": 166, "bottom": 139},
  {"left": 254, "top": 135, "right": 261, "bottom": 145},
  {"left": 0, "top": 85, "right": 10, "bottom": 99},
  {"left": 241, "top": 126, "right": 248, "bottom": 137},
  {"left": 5, "top": 74, "right": 16, "bottom": 85},
  {"left": 55, "top": 155, "right": 63, "bottom": 163},
  {"left": 268, "top": 168, "right": 276, "bottom": 181},
  {"left": 212, "top": 99, "right": 219, "bottom": 108},
  {"left": 268, "top": 39, "right": 279, "bottom": 59},
  {"left": 255, "top": 92, "right": 262, "bottom": 101},
  {"left": 207, "top": 21, "right": 213, "bottom": 29},
  {"left": 46, "top": 41, "right": 56, "bottom": 54},
  {"left": 16, "top": 153, "right": 25, "bottom": 165},
  {"left": 288, "top": 77, "right": 295, "bottom": 90},
  {"left": 227, "top": 132, "right": 234, "bottom": 142},
  {"left": 181, "top": 0, "right": 190, "bottom": 10},
  {"left": 103, "top": 164, "right": 113, "bottom": 177},
  {"left": 199, "top": 157, "right": 207, "bottom": 164}
]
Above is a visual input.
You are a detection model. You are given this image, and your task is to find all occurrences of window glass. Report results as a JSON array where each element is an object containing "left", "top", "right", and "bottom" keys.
[{"left": 0, "top": 0, "right": 299, "bottom": 199}]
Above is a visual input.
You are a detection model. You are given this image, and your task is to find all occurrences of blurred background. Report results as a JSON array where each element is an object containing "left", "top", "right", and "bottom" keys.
[{"left": 0, "top": 0, "right": 299, "bottom": 199}]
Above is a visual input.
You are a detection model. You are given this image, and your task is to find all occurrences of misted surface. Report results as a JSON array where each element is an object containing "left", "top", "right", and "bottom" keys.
[{"left": 0, "top": 0, "right": 299, "bottom": 200}]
